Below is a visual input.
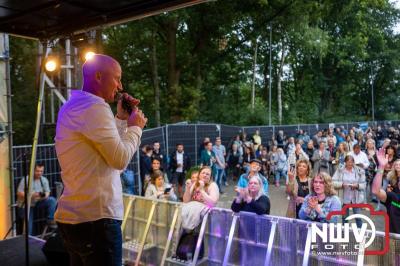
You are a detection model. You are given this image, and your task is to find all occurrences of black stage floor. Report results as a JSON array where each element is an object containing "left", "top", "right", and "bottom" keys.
[{"left": 0, "top": 236, "right": 48, "bottom": 266}]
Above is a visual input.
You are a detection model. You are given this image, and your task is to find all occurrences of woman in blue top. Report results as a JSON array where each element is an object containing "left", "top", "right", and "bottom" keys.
[{"left": 299, "top": 172, "right": 342, "bottom": 223}]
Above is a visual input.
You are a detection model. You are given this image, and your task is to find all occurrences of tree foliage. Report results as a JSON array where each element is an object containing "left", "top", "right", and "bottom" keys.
[{"left": 9, "top": 0, "right": 400, "bottom": 144}]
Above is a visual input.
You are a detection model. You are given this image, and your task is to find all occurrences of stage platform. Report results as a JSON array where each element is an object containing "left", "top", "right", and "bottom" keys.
[{"left": 0, "top": 236, "right": 48, "bottom": 266}]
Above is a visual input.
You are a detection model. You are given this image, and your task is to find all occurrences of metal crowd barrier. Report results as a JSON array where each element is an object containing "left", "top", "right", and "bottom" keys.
[{"left": 122, "top": 195, "right": 400, "bottom": 266}]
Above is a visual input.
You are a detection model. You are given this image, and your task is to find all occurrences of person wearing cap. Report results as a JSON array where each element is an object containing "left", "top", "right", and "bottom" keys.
[
  {"left": 232, "top": 175, "right": 270, "bottom": 215},
  {"left": 236, "top": 159, "right": 269, "bottom": 196}
]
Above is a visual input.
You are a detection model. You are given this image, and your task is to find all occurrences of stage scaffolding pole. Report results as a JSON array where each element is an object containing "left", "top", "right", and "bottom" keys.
[
  {"left": 26, "top": 42, "right": 51, "bottom": 225},
  {"left": 3, "top": 33, "right": 15, "bottom": 238}
]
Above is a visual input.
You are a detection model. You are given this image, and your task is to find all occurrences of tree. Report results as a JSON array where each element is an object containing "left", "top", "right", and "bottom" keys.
[{"left": 9, "top": 0, "right": 400, "bottom": 144}]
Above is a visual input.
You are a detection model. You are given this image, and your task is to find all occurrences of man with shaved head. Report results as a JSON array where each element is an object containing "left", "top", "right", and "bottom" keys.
[{"left": 55, "top": 54, "right": 147, "bottom": 266}]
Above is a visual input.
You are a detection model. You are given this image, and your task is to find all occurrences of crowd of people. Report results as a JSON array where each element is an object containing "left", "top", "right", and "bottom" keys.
[
  {"left": 19, "top": 124, "right": 400, "bottom": 239},
  {"left": 24, "top": 53, "right": 397, "bottom": 265},
  {"left": 133, "top": 124, "right": 400, "bottom": 235}
]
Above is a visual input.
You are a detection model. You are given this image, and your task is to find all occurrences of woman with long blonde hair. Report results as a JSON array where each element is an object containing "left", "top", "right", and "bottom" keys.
[
  {"left": 299, "top": 172, "right": 341, "bottom": 223},
  {"left": 335, "top": 141, "right": 348, "bottom": 170},
  {"left": 365, "top": 139, "right": 378, "bottom": 196},
  {"left": 286, "top": 159, "right": 312, "bottom": 218},
  {"left": 231, "top": 175, "right": 270, "bottom": 215},
  {"left": 386, "top": 159, "right": 400, "bottom": 193}
]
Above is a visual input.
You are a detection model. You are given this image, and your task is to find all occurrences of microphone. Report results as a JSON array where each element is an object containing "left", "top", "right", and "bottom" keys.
[{"left": 116, "top": 92, "right": 133, "bottom": 115}]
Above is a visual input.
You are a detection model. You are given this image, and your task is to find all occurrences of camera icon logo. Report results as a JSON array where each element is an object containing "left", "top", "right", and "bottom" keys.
[{"left": 310, "top": 203, "right": 390, "bottom": 255}]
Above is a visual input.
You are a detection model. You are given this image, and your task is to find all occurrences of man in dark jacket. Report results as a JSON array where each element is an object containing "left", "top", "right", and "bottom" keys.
[
  {"left": 151, "top": 141, "right": 166, "bottom": 171},
  {"left": 169, "top": 143, "right": 191, "bottom": 197},
  {"left": 140, "top": 145, "right": 153, "bottom": 195}
]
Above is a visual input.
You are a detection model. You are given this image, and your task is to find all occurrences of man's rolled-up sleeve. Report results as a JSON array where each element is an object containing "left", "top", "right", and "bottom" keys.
[{"left": 82, "top": 104, "right": 142, "bottom": 170}]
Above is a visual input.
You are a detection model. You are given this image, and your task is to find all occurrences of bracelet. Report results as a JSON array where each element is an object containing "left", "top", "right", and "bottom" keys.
[{"left": 376, "top": 169, "right": 384, "bottom": 175}]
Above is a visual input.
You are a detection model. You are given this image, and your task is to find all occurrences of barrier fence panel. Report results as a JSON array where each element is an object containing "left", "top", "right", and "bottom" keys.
[
  {"left": 296, "top": 124, "right": 311, "bottom": 138},
  {"left": 275, "top": 125, "right": 299, "bottom": 139},
  {"left": 122, "top": 196, "right": 182, "bottom": 265},
  {"left": 141, "top": 126, "right": 166, "bottom": 150},
  {"left": 267, "top": 216, "right": 299, "bottom": 265},
  {"left": 242, "top": 126, "right": 274, "bottom": 149},
  {"left": 389, "top": 235, "right": 400, "bottom": 265},
  {"left": 258, "top": 126, "right": 275, "bottom": 146},
  {"left": 242, "top": 126, "right": 262, "bottom": 138},
  {"left": 13, "top": 144, "right": 61, "bottom": 196},
  {"left": 149, "top": 200, "right": 181, "bottom": 265},
  {"left": 195, "top": 124, "right": 221, "bottom": 164},
  {"left": 121, "top": 195, "right": 400, "bottom": 266},
  {"left": 167, "top": 125, "right": 197, "bottom": 166},
  {"left": 220, "top": 125, "right": 241, "bottom": 149},
  {"left": 205, "top": 208, "right": 234, "bottom": 265},
  {"left": 12, "top": 144, "right": 62, "bottom": 235},
  {"left": 305, "top": 124, "right": 319, "bottom": 137},
  {"left": 228, "top": 211, "right": 270, "bottom": 265}
]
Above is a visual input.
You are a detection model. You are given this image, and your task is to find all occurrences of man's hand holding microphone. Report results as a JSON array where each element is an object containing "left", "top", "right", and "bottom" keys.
[{"left": 116, "top": 92, "right": 147, "bottom": 129}]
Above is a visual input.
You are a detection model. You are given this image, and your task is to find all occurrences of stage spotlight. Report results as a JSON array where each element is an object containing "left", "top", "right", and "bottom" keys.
[
  {"left": 45, "top": 59, "right": 57, "bottom": 72},
  {"left": 85, "top": 51, "right": 96, "bottom": 61}
]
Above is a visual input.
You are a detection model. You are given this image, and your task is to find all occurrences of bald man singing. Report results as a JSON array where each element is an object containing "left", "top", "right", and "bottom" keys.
[{"left": 54, "top": 54, "right": 147, "bottom": 266}]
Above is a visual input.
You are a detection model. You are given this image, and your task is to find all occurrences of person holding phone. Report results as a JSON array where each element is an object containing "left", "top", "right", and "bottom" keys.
[
  {"left": 311, "top": 140, "right": 331, "bottom": 176},
  {"left": 145, "top": 170, "right": 177, "bottom": 201},
  {"left": 299, "top": 172, "right": 341, "bottom": 223},
  {"left": 287, "top": 143, "right": 309, "bottom": 182},
  {"left": 347, "top": 144, "right": 370, "bottom": 170},
  {"left": 332, "top": 155, "right": 366, "bottom": 228}
]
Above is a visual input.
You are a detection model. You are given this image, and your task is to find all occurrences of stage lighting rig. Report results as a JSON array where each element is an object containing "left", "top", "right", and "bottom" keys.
[
  {"left": 45, "top": 57, "right": 58, "bottom": 72},
  {"left": 70, "top": 31, "right": 97, "bottom": 61},
  {"left": 84, "top": 51, "right": 96, "bottom": 61}
]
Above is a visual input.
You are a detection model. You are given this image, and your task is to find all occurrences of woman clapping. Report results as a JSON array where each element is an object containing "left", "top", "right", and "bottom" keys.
[{"left": 231, "top": 176, "right": 270, "bottom": 215}]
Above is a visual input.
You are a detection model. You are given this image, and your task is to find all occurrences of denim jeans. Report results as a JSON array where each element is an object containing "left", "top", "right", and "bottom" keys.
[
  {"left": 214, "top": 168, "right": 224, "bottom": 192},
  {"left": 120, "top": 170, "right": 135, "bottom": 194},
  {"left": 275, "top": 169, "right": 287, "bottom": 184},
  {"left": 343, "top": 204, "right": 362, "bottom": 228},
  {"left": 58, "top": 219, "right": 122, "bottom": 266},
  {"left": 17, "top": 196, "right": 57, "bottom": 235},
  {"left": 222, "top": 169, "right": 227, "bottom": 184}
]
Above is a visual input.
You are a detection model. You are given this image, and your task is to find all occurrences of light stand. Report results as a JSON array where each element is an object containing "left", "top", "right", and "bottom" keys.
[
  {"left": 23, "top": 152, "right": 29, "bottom": 266},
  {"left": 24, "top": 40, "right": 52, "bottom": 266}
]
